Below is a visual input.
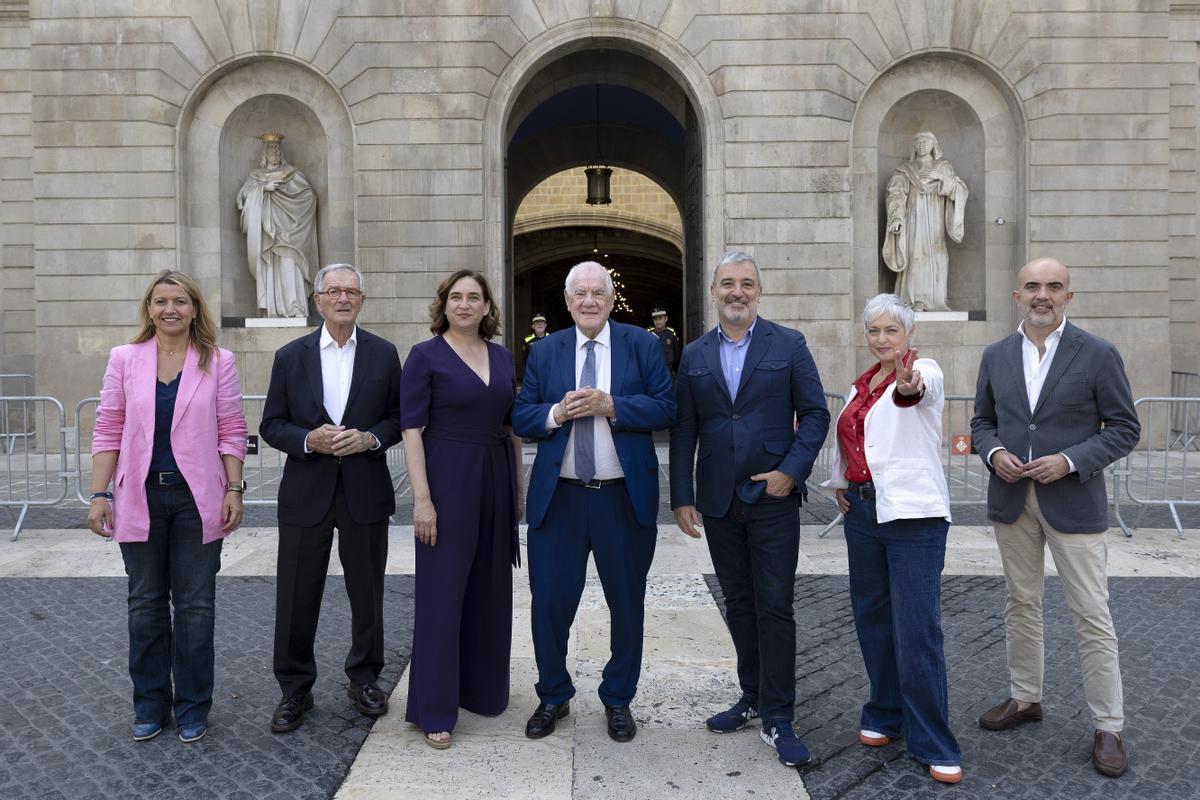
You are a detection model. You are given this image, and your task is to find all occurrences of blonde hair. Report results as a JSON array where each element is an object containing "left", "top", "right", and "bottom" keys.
[{"left": 131, "top": 270, "right": 219, "bottom": 371}]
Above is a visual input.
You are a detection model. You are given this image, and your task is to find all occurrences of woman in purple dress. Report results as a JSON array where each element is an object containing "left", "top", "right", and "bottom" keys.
[{"left": 401, "top": 270, "right": 523, "bottom": 749}]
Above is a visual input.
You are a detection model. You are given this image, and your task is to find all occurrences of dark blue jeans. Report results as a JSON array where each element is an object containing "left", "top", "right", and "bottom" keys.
[
  {"left": 703, "top": 495, "right": 800, "bottom": 723},
  {"left": 119, "top": 482, "right": 222, "bottom": 727},
  {"left": 843, "top": 492, "right": 960, "bottom": 766}
]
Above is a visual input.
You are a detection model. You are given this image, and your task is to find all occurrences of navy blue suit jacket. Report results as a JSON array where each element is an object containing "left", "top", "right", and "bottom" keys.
[
  {"left": 669, "top": 318, "right": 830, "bottom": 519},
  {"left": 513, "top": 321, "right": 676, "bottom": 529},
  {"left": 260, "top": 326, "right": 403, "bottom": 527}
]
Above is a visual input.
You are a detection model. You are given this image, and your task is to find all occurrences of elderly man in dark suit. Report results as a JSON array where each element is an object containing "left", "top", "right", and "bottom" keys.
[
  {"left": 260, "top": 263, "right": 403, "bottom": 733},
  {"left": 513, "top": 260, "right": 675, "bottom": 744},
  {"left": 971, "top": 256, "right": 1140, "bottom": 777},
  {"left": 669, "top": 250, "right": 830, "bottom": 767}
]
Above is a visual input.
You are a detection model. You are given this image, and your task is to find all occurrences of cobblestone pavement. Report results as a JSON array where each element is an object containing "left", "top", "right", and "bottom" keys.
[
  {"left": 0, "top": 575, "right": 414, "bottom": 800},
  {"left": 712, "top": 574, "right": 1200, "bottom": 799}
]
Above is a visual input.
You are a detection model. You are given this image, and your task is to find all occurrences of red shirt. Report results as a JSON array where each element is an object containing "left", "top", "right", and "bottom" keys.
[{"left": 837, "top": 356, "right": 921, "bottom": 483}]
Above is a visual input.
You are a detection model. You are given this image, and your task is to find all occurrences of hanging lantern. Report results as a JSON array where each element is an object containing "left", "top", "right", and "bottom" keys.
[{"left": 585, "top": 165, "right": 612, "bottom": 205}]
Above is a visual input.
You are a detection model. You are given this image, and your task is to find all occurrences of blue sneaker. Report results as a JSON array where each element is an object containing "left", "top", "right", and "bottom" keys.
[
  {"left": 760, "top": 721, "right": 811, "bottom": 766},
  {"left": 132, "top": 721, "right": 163, "bottom": 741},
  {"left": 705, "top": 699, "right": 758, "bottom": 733},
  {"left": 178, "top": 723, "right": 207, "bottom": 743}
]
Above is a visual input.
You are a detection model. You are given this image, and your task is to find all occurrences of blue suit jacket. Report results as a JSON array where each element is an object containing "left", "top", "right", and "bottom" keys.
[
  {"left": 971, "top": 320, "right": 1140, "bottom": 533},
  {"left": 669, "top": 318, "right": 830, "bottom": 519},
  {"left": 513, "top": 321, "right": 676, "bottom": 529}
]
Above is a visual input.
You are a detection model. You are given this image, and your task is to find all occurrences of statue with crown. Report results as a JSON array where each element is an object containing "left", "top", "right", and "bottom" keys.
[{"left": 236, "top": 132, "right": 319, "bottom": 318}]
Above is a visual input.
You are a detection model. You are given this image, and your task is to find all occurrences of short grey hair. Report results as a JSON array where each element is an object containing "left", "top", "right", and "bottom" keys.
[
  {"left": 314, "top": 263, "right": 364, "bottom": 293},
  {"left": 862, "top": 293, "right": 915, "bottom": 334},
  {"left": 564, "top": 261, "right": 613, "bottom": 295},
  {"left": 711, "top": 250, "right": 762, "bottom": 287}
]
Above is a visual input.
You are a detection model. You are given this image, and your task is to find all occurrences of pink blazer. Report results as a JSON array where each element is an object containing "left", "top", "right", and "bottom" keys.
[{"left": 92, "top": 340, "right": 248, "bottom": 544}]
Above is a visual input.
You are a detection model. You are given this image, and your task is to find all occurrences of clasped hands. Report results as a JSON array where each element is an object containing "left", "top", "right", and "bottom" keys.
[
  {"left": 553, "top": 388, "right": 615, "bottom": 425},
  {"left": 306, "top": 424, "right": 376, "bottom": 457},
  {"left": 992, "top": 450, "right": 1070, "bottom": 484}
]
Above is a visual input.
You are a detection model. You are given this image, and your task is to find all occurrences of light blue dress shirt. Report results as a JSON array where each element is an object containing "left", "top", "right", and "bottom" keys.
[{"left": 716, "top": 319, "right": 757, "bottom": 402}]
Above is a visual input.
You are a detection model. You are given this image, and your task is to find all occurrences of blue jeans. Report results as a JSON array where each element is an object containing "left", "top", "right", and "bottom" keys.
[
  {"left": 119, "top": 482, "right": 222, "bottom": 727},
  {"left": 843, "top": 492, "right": 960, "bottom": 766},
  {"left": 703, "top": 495, "right": 800, "bottom": 723}
]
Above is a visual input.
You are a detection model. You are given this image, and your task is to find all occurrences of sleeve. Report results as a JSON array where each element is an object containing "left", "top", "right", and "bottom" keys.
[
  {"left": 610, "top": 330, "right": 676, "bottom": 432},
  {"left": 92, "top": 348, "right": 127, "bottom": 453},
  {"left": 667, "top": 346, "right": 699, "bottom": 508},
  {"left": 1060, "top": 343, "right": 1141, "bottom": 481},
  {"left": 400, "top": 343, "right": 432, "bottom": 430},
  {"left": 777, "top": 332, "right": 830, "bottom": 486},
  {"left": 259, "top": 347, "right": 315, "bottom": 459},
  {"left": 215, "top": 350, "right": 248, "bottom": 460},
  {"left": 971, "top": 349, "right": 1004, "bottom": 473}
]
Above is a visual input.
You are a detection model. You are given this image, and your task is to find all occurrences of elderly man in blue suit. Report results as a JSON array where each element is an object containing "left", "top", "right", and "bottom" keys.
[
  {"left": 669, "top": 251, "right": 829, "bottom": 766},
  {"left": 972, "top": 256, "right": 1140, "bottom": 778},
  {"left": 513, "top": 261, "right": 675, "bottom": 744}
]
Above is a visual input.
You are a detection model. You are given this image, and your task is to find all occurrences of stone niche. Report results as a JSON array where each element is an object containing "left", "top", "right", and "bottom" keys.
[{"left": 177, "top": 58, "right": 355, "bottom": 392}]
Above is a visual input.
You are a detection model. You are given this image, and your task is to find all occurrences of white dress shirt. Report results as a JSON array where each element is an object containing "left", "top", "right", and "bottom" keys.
[
  {"left": 546, "top": 322, "right": 624, "bottom": 480},
  {"left": 320, "top": 323, "right": 357, "bottom": 425},
  {"left": 987, "top": 316, "right": 1075, "bottom": 472}
]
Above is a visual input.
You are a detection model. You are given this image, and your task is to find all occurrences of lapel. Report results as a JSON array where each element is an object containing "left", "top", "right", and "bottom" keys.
[
  {"left": 1033, "top": 322, "right": 1083, "bottom": 416},
  {"left": 735, "top": 318, "right": 772, "bottom": 401},
  {"left": 132, "top": 339, "right": 157, "bottom": 444},
  {"left": 1002, "top": 333, "right": 1029, "bottom": 420},
  {"left": 700, "top": 328, "right": 731, "bottom": 406},
  {"left": 560, "top": 329, "right": 578, "bottom": 395},
  {"left": 608, "top": 323, "right": 628, "bottom": 395},
  {"left": 170, "top": 345, "right": 203, "bottom": 432},
  {"left": 301, "top": 328, "right": 331, "bottom": 424},
  {"left": 341, "top": 329, "right": 369, "bottom": 423}
]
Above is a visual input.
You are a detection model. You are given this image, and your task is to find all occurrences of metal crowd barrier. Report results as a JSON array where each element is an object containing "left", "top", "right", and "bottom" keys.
[
  {"left": 1112, "top": 396, "right": 1200, "bottom": 539},
  {"left": 808, "top": 392, "right": 847, "bottom": 537},
  {"left": 1170, "top": 372, "right": 1200, "bottom": 451},
  {"left": 0, "top": 374, "right": 35, "bottom": 454},
  {"left": 75, "top": 395, "right": 407, "bottom": 510},
  {"left": 1, "top": 395, "right": 70, "bottom": 541}
]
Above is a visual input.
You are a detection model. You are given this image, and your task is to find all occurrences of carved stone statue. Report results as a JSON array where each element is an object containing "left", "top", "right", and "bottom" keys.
[
  {"left": 882, "top": 131, "right": 968, "bottom": 311},
  {"left": 236, "top": 133, "right": 319, "bottom": 318}
]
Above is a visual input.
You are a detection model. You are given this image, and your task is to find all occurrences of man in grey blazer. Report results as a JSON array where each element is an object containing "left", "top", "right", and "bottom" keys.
[{"left": 971, "top": 256, "right": 1140, "bottom": 778}]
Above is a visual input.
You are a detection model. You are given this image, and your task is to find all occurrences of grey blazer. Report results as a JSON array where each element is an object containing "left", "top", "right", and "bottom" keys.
[{"left": 971, "top": 320, "right": 1140, "bottom": 533}]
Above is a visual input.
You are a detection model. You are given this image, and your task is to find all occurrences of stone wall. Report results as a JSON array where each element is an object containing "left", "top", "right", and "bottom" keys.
[
  {"left": 2, "top": 2, "right": 1184, "bottom": 406},
  {"left": 0, "top": 8, "right": 31, "bottom": 381}
]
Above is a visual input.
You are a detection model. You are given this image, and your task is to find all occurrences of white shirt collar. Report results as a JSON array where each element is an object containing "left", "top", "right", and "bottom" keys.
[
  {"left": 320, "top": 324, "right": 358, "bottom": 350},
  {"left": 1017, "top": 316, "right": 1067, "bottom": 344},
  {"left": 575, "top": 321, "right": 611, "bottom": 351}
]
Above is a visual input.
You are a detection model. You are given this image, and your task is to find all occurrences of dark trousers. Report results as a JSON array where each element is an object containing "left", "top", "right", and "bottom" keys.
[
  {"left": 273, "top": 475, "right": 388, "bottom": 698},
  {"left": 843, "top": 492, "right": 960, "bottom": 766},
  {"left": 119, "top": 482, "right": 223, "bottom": 727},
  {"left": 703, "top": 495, "right": 800, "bottom": 723},
  {"left": 527, "top": 481, "right": 657, "bottom": 707}
]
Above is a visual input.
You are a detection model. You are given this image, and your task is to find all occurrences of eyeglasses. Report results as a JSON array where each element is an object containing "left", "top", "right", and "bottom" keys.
[{"left": 319, "top": 287, "right": 363, "bottom": 299}]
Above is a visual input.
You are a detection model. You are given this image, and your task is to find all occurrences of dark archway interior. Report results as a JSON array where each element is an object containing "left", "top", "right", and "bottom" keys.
[{"left": 505, "top": 47, "right": 705, "bottom": 349}]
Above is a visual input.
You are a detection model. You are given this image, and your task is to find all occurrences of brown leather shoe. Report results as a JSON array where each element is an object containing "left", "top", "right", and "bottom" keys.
[
  {"left": 1093, "top": 731, "right": 1128, "bottom": 777},
  {"left": 978, "top": 697, "right": 1044, "bottom": 730}
]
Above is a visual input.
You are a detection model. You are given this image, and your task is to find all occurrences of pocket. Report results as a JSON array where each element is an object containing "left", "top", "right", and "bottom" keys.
[
  {"left": 1055, "top": 372, "right": 1090, "bottom": 407},
  {"left": 687, "top": 367, "right": 711, "bottom": 378}
]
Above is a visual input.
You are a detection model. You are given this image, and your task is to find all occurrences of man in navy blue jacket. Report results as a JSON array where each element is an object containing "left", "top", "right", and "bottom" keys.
[
  {"left": 669, "top": 251, "right": 829, "bottom": 766},
  {"left": 513, "top": 261, "right": 675, "bottom": 744}
]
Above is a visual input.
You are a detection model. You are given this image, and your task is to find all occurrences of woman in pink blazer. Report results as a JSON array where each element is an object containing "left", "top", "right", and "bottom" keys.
[{"left": 88, "top": 270, "right": 247, "bottom": 744}]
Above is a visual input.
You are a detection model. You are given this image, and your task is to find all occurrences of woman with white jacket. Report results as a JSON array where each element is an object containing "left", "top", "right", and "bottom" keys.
[{"left": 823, "top": 294, "right": 962, "bottom": 784}]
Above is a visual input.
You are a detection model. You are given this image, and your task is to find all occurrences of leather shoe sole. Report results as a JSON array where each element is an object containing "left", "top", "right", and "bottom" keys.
[
  {"left": 978, "top": 698, "right": 1044, "bottom": 731},
  {"left": 348, "top": 683, "right": 389, "bottom": 717},
  {"left": 525, "top": 701, "right": 570, "bottom": 739},
  {"left": 605, "top": 705, "right": 637, "bottom": 743},
  {"left": 271, "top": 692, "right": 314, "bottom": 734}
]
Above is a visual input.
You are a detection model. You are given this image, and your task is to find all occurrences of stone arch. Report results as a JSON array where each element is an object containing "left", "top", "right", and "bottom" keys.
[
  {"left": 851, "top": 51, "right": 1026, "bottom": 385},
  {"left": 176, "top": 57, "right": 355, "bottom": 323},
  {"left": 482, "top": 18, "right": 725, "bottom": 340}
]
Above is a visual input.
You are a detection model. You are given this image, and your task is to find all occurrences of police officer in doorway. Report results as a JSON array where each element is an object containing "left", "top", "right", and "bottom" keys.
[{"left": 647, "top": 307, "right": 681, "bottom": 375}]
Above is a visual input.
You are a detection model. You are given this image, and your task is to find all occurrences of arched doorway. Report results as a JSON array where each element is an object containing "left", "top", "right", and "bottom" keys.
[{"left": 481, "top": 22, "right": 725, "bottom": 355}]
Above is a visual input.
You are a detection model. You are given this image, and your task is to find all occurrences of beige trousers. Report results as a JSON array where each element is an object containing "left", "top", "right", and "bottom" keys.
[{"left": 993, "top": 482, "right": 1124, "bottom": 732}]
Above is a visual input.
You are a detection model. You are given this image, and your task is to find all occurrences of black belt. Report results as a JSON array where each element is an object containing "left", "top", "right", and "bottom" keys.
[
  {"left": 847, "top": 480, "right": 875, "bottom": 500},
  {"left": 147, "top": 471, "right": 185, "bottom": 486},
  {"left": 560, "top": 477, "right": 625, "bottom": 489}
]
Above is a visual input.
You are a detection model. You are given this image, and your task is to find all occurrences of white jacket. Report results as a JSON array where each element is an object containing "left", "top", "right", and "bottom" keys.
[{"left": 822, "top": 358, "right": 951, "bottom": 524}]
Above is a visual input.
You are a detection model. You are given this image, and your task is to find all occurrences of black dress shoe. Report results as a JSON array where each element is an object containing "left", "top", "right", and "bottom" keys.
[
  {"left": 525, "top": 700, "right": 570, "bottom": 739},
  {"left": 605, "top": 704, "right": 637, "bottom": 742},
  {"left": 271, "top": 692, "right": 314, "bottom": 733},
  {"left": 348, "top": 682, "right": 389, "bottom": 717}
]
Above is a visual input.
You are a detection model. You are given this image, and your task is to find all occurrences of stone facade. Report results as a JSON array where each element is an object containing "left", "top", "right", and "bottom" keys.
[{"left": 0, "top": 1, "right": 1193, "bottom": 406}]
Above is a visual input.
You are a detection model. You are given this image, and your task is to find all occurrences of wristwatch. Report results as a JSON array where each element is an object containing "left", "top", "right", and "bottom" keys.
[{"left": 226, "top": 480, "right": 247, "bottom": 494}]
